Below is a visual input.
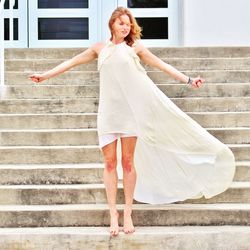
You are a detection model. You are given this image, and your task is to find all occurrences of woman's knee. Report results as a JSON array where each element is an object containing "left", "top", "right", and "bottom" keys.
[
  {"left": 121, "top": 155, "right": 134, "bottom": 172},
  {"left": 104, "top": 156, "right": 117, "bottom": 172}
]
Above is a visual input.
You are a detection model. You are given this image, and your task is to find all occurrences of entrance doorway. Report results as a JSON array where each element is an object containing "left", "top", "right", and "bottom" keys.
[{"left": 3, "top": 0, "right": 180, "bottom": 48}]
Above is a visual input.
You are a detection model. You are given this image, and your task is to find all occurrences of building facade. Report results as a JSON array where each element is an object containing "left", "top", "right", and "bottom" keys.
[{"left": 3, "top": 0, "right": 250, "bottom": 48}]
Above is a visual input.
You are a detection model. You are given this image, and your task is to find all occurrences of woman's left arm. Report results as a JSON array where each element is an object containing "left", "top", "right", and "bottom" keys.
[{"left": 135, "top": 42, "right": 204, "bottom": 88}]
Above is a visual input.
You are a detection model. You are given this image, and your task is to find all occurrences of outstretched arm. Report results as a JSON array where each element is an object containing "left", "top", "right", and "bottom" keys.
[
  {"left": 135, "top": 41, "right": 204, "bottom": 87},
  {"left": 29, "top": 44, "right": 99, "bottom": 83}
]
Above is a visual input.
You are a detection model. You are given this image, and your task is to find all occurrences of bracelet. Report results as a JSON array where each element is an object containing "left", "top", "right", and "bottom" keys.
[{"left": 187, "top": 77, "right": 193, "bottom": 85}]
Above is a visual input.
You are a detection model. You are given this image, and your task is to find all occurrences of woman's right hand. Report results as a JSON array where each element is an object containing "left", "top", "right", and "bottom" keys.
[{"left": 28, "top": 73, "right": 47, "bottom": 83}]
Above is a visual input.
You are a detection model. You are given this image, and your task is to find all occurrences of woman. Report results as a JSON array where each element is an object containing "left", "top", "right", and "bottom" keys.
[{"left": 29, "top": 7, "right": 235, "bottom": 237}]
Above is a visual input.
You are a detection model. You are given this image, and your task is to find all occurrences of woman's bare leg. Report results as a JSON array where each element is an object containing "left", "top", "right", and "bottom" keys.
[
  {"left": 120, "top": 136, "right": 137, "bottom": 234},
  {"left": 101, "top": 139, "right": 120, "bottom": 236}
]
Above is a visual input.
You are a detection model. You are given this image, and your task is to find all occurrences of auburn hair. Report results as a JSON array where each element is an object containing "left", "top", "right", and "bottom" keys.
[{"left": 108, "top": 7, "right": 142, "bottom": 47}]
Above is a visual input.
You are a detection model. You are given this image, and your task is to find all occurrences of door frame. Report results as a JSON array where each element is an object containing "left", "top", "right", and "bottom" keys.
[
  {"left": 28, "top": 0, "right": 99, "bottom": 48},
  {"left": 4, "top": 0, "right": 181, "bottom": 48},
  {"left": 4, "top": 0, "right": 27, "bottom": 48},
  {"left": 117, "top": 0, "right": 180, "bottom": 47}
]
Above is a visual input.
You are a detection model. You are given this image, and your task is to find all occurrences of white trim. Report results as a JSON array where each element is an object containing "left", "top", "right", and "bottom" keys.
[
  {"left": 0, "top": 1, "right": 5, "bottom": 87},
  {"left": 3, "top": 0, "right": 28, "bottom": 48},
  {"left": 100, "top": 0, "right": 117, "bottom": 41},
  {"left": 1, "top": 0, "right": 19, "bottom": 90},
  {"left": 29, "top": 0, "right": 98, "bottom": 48},
  {"left": 2, "top": 0, "right": 181, "bottom": 48},
  {"left": 126, "top": 8, "right": 171, "bottom": 16},
  {"left": 118, "top": 0, "right": 180, "bottom": 47}
]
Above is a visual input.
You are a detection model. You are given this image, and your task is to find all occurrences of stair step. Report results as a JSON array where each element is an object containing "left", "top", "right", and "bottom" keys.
[
  {"left": 188, "top": 111, "right": 250, "bottom": 128},
  {"left": 0, "top": 144, "right": 248, "bottom": 163},
  {"left": 0, "top": 203, "right": 249, "bottom": 227},
  {"left": 0, "top": 99, "right": 98, "bottom": 114},
  {"left": 0, "top": 182, "right": 249, "bottom": 205},
  {"left": 5, "top": 58, "right": 250, "bottom": 71},
  {"left": 0, "top": 112, "right": 249, "bottom": 129},
  {"left": 6, "top": 59, "right": 98, "bottom": 72},
  {"left": 0, "top": 226, "right": 249, "bottom": 250},
  {"left": 149, "top": 70, "right": 250, "bottom": 84},
  {"left": 170, "top": 97, "right": 250, "bottom": 112},
  {"left": 234, "top": 161, "right": 250, "bottom": 182},
  {"left": 0, "top": 127, "right": 250, "bottom": 146},
  {"left": 5, "top": 70, "right": 250, "bottom": 85},
  {"left": 206, "top": 127, "right": 250, "bottom": 144},
  {"left": 0, "top": 161, "right": 248, "bottom": 184},
  {"left": 6, "top": 71, "right": 100, "bottom": 85},
  {"left": 0, "top": 146, "right": 103, "bottom": 164},
  {"left": 229, "top": 144, "right": 250, "bottom": 161},
  {"left": 2, "top": 83, "right": 250, "bottom": 99},
  {"left": 0, "top": 97, "right": 249, "bottom": 113},
  {"left": 0, "top": 113, "right": 97, "bottom": 130},
  {"left": 5, "top": 47, "right": 250, "bottom": 59},
  {"left": 149, "top": 58, "right": 250, "bottom": 71},
  {"left": 0, "top": 129, "right": 98, "bottom": 146},
  {"left": 0, "top": 163, "right": 104, "bottom": 185}
]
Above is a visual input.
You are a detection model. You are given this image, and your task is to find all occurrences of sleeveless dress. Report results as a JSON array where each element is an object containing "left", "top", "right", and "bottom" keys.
[{"left": 97, "top": 39, "right": 236, "bottom": 204}]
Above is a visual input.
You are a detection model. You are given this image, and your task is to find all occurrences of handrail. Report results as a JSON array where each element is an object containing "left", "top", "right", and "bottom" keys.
[{"left": 0, "top": 0, "right": 16, "bottom": 95}]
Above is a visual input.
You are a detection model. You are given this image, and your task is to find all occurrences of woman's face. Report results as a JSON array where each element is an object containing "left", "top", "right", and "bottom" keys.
[{"left": 112, "top": 14, "right": 131, "bottom": 39}]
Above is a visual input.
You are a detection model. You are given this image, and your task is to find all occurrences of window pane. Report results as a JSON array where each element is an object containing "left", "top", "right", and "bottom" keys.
[
  {"left": 2, "top": 0, "right": 18, "bottom": 9},
  {"left": 38, "top": 18, "right": 89, "bottom": 40},
  {"left": 128, "top": 0, "right": 168, "bottom": 8},
  {"left": 4, "top": 18, "right": 18, "bottom": 40},
  {"left": 38, "top": 0, "right": 88, "bottom": 8},
  {"left": 136, "top": 17, "right": 168, "bottom": 39}
]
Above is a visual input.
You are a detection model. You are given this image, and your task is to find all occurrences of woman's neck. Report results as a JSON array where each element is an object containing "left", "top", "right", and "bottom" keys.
[{"left": 110, "top": 36, "right": 125, "bottom": 45}]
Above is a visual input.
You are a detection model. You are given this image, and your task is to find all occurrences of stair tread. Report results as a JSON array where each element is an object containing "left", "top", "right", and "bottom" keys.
[
  {"left": 0, "top": 225, "right": 249, "bottom": 234},
  {"left": 0, "top": 128, "right": 97, "bottom": 132},
  {"left": 0, "top": 127, "right": 250, "bottom": 132},
  {"left": 0, "top": 144, "right": 249, "bottom": 149},
  {"left": 1, "top": 98, "right": 249, "bottom": 101},
  {"left": 6, "top": 69, "right": 250, "bottom": 73},
  {"left": 4, "top": 83, "right": 250, "bottom": 86},
  {"left": 0, "top": 163, "right": 104, "bottom": 169},
  {"left": 0, "top": 161, "right": 248, "bottom": 169},
  {"left": 0, "top": 111, "right": 250, "bottom": 116},
  {"left": 6, "top": 57, "right": 250, "bottom": 60},
  {"left": 0, "top": 113, "right": 97, "bottom": 116},
  {"left": 0, "top": 145, "right": 99, "bottom": 149},
  {"left": 0, "top": 181, "right": 248, "bottom": 189},
  {"left": 1, "top": 96, "right": 250, "bottom": 100},
  {"left": 0, "top": 203, "right": 249, "bottom": 211}
]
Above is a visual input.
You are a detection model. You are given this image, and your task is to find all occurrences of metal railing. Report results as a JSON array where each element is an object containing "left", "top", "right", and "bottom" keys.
[{"left": 0, "top": 0, "right": 15, "bottom": 92}]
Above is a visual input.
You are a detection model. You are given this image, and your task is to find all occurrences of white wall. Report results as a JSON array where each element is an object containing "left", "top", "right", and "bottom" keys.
[{"left": 183, "top": 0, "right": 250, "bottom": 46}]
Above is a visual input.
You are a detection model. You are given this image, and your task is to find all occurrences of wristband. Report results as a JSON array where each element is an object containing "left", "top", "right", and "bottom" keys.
[{"left": 187, "top": 77, "right": 193, "bottom": 85}]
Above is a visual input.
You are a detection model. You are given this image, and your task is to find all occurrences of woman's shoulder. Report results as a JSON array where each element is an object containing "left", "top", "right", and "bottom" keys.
[
  {"left": 90, "top": 41, "right": 106, "bottom": 56},
  {"left": 131, "top": 39, "right": 147, "bottom": 54}
]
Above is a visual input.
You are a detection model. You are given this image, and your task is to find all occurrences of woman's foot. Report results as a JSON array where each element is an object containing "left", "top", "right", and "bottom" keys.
[
  {"left": 110, "top": 211, "right": 120, "bottom": 236},
  {"left": 123, "top": 209, "right": 135, "bottom": 234}
]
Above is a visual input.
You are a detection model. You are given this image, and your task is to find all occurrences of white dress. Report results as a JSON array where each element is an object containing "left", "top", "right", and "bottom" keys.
[{"left": 97, "top": 39, "right": 236, "bottom": 204}]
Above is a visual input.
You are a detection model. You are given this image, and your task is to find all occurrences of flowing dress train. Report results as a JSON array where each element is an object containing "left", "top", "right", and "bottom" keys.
[{"left": 97, "top": 40, "right": 235, "bottom": 204}]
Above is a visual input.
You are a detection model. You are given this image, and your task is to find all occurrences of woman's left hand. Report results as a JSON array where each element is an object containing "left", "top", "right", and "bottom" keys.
[{"left": 191, "top": 76, "right": 204, "bottom": 88}]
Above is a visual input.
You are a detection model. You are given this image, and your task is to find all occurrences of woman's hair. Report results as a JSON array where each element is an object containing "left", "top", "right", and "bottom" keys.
[{"left": 108, "top": 7, "right": 142, "bottom": 47}]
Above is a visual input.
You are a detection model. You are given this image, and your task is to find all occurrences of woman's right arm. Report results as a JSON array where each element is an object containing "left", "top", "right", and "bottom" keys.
[{"left": 29, "top": 43, "right": 102, "bottom": 83}]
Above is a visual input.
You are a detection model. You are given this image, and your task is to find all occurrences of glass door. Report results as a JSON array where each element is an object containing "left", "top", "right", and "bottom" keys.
[
  {"left": 117, "top": 0, "right": 180, "bottom": 46},
  {"left": 2, "top": 0, "right": 27, "bottom": 48},
  {"left": 29, "top": 0, "right": 99, "bottom": 48},
  {"left": 2, "top": 0, "right": 180, "bottom": 48}
]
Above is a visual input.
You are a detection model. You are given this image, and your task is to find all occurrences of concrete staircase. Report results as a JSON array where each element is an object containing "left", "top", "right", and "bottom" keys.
[{"left": 0, "top": 47, "right": 250, "bottom": 249}]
